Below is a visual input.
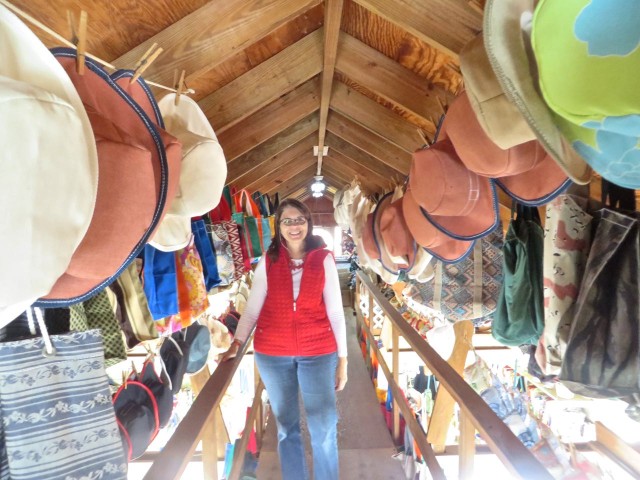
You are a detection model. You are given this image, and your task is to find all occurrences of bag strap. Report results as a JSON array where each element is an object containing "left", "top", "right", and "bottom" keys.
[{"left": 472, "top": 240, "right": 483, "bottom": 319}]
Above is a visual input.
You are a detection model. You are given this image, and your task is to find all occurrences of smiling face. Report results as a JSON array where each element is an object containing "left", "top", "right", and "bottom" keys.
[{"left": 279, "top": 206, "right": 308, "bottom": 250}]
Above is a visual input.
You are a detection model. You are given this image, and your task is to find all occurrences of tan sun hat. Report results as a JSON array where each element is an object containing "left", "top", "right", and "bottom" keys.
[{"left": 0, "top": 5, "right": 98, "bottom": 325}]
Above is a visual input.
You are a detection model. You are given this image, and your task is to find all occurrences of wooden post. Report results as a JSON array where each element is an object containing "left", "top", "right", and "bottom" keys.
[
  {"left": 392, "top": 320, "right": 400, "bottom": 444},
  {"left": 190, "top": 368, "right": 219, "bottom": 480},
  {"left": 427, "top": 320, "right": 475, "bottom": 452},
  {"left": 254, "top": 355, "right": 263, "bottom": 447},
  {"left": 458, "top": 410, "right": 476, "bottom": 479}
]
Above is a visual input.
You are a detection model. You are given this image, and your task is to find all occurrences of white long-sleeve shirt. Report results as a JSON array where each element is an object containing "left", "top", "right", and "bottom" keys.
[{"left": 233, "top": 254, "right": 348, "bottom": 357}]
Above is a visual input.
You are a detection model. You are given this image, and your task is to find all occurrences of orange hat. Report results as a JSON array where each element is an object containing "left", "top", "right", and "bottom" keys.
[{"left": 374, "top": 192, "right": 416, "bottom": 274}]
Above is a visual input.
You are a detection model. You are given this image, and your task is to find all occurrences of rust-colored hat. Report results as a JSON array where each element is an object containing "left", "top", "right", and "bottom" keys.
[
  {"left": 402, "top": 185, "right": 475, "bottom": 263},
  {"left": 446, "top": 91, "right": 571, "bottom": 206},
  {"left": 36, "top": 49, "right": 172, "bottom": 306},
  {"left": 409, "top": 140, "right": 499, "bottom": 240},
  {"left": 375, "top": 192, "right": 416, "bottom": 274},
  {"left": 362, "top": 212, "right": 378, "bottom": 261}
]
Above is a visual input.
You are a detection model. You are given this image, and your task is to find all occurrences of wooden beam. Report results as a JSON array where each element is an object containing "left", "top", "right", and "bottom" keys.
[
  {"left": 330, "top": 81, "right": 421, "bottom": 153},
  {"left": 325, "top": 132, "right": 404, "bottom": 179},
  {"left": 350, "top": 0, "right": 481, "bottom": 59},
  {"left": 323, "top": 157, "right": 382, "bottom": 193},
  {"left": 327, "top": 110, "right": 412, "bottom": 173},
  {"left": 242, "top": 135, "right": 318, "bottom": 190},
  {"left": 336, "top": 32, "right": 452, "bottom": 131},
  {"left": 218, "top": 77, "right": 320, "bottom": 161},
  {"left": 316, "top": 0, "right": 345, "bottom": 174},
  {"left": 268, "top": 164, "right": 318, "bottom": 196},
  {"left": 324, "top": 149, "right": 390, "bottom": 189},
  {"left": 113, "top": 0, "right": 322, "bottom": 86},
  {"left": 260, "top": 157, "right": 318, "bottom": 194},
  {"left": 199, "top": 28, "right": 323, "bottom": 133}
]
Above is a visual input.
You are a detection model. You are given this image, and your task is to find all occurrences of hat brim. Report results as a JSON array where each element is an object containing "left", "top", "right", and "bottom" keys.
[
  {"left": 149, "top": 215, "right": 192, "bottom": 252},
  {"left": 112, "top": 70, "right": 165, "bottom": 128},
  {"left": 402, "top": 188, "right": 475, "bottom": 263},
  {"left": 376, "top": 193, "right": 416, "bottom": 274},
  {"left": 483, "top": 0, "right": 591, "bottom": 184}
]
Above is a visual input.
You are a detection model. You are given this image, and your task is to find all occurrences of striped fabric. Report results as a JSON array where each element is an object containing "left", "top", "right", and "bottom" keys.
[{"left": 0, "top": 330, "right": 127, "bottom": 480}]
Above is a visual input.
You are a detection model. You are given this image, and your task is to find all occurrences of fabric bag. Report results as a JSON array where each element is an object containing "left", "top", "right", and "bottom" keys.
[
  {"left": 192, "top": 219, "right": 221, "bottom": 291},
  {"left": 560, "top": 208, "right": 640, "bottom": 398},
  {"left": 541, "top": 194, "right": 593, "bottom": 374},
  {"left": 232, "top": 189, "right": 264, "bottom": 258},
  {"left": 208, "top": 223, "right": 235, "bottom": 286},
  {"left": 69, "top": 288, "right": 127, "bottom": 368},
  {"left": 111, "top": 260, "right": 158, "bottom": 348},
  {"left": 402, "top": 225, "right": 503, "bottom": 323},
  {"left": 0, "top": 311, "right": 127, "bottom": 479},
  {"left": 208, "top": 188, "right": 248, "bottom": 280},
  {"left": 492, "top": 204, "right": 545, "bottom": 346},
  {"left": 143, "top": 245, "right": 180, "bottom": 320}
]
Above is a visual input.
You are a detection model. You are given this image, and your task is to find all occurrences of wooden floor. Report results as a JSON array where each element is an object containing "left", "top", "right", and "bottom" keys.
[{"left": 256, "top": 265, "right": 405, "bottom": 479}]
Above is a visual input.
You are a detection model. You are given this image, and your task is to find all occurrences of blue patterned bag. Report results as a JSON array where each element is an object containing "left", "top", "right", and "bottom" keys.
[{"left": 0, "top": 323, "right": 127, "bottom": 479}]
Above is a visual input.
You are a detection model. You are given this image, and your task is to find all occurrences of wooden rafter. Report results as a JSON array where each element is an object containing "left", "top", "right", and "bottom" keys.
[
  {"left": 217, "top": 76, "right": 320, "bottom": 161},
  {"left": 316, "top": 0, "right": 345, "bottom": 175},
  {"left": 325, "top": 132, "right": 405, "bottom": 179},
  {"left": 330, "top": 81, "right": 421, "bottom": 152},
  {"left": 199, "top": 28, "right": 323, "bottom": 133},
  {"left": 336, "top": 32, "right": 453, "bottom": 132},
  {"left": 260, "top": 156, "right": 318, "bottom": 194},
  {"left": 350, "top": 0, "right": 481, "bottom": 59},
  {"left": 323, "top": 158, "right": 381, "bottom": 192},
  {"left": 267, "top": 164, "right": 318, "bottom": 196},
  {"left": 326, "top": 111, "right": 412, "bottom": 172},
  {"left": 324, "top": 148, "right": 391, "bottom": 188},
  {"left": 227, "top": 114, "right": 319, "bottom": 185},
  {"left": 113, "top": 0, "right": 322, "bottom": 85}
]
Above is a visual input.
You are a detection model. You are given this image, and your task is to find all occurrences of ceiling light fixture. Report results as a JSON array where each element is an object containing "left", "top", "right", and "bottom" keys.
[{"left": 311, "top": 175, "right": 325, "bottom": 194}]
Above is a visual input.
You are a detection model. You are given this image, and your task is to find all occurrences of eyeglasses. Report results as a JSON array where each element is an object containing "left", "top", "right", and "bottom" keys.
[{"left": 280, "top": 216, "right": 307, "bottom": 227}]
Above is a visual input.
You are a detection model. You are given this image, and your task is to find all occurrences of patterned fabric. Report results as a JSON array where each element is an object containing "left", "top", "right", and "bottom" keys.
[
  {"left": 69, "top": 290, "right": 127, "bottom": 368},
  {"left": 0, "top": 330, "right": 127, "bottom": 479},
  {"left": 224, "top": 221, "right": 248, "bottom": 279},
  {"left": 209, "top": 223, "right": 235, "bottom": 286},
  {"left": 542, "top": 195, "right": 593, "bottom": 374},
  {"left": 403, "top": 226, "right": 503, "bottom": 323}
]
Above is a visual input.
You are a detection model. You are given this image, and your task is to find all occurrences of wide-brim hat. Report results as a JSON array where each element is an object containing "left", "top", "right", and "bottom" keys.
[
  {"left": 402, "top": 185, "right": 475, "bottom": 263},
  {"left": 409, "top": 140, "right": 499, "bottom": 240},
  {"left": 379, "top": 193, "right": 418, "bottom": 273},
  {"left": 35, "top": 49, "right": 170, "bottom": 307},
  {"left": 446, "top": 91, "right": 571, "bottom": 206},
  {"left": 159, "top": 336, "right": 190, "bottom": 395},
  {"left": 139, "top": 361, "right": 173, "bottom": 428},
  {"left": 407, "top": 247, "right": 435, "bottom": 283},
  {"left": 374, "top": 192, "right": 415, "bottom": 274},
  {"left": 0, "top": 6, "right": 98, "bottom": 325},
  {"left": 113, "top": 380, "right": 159, "bottom": 461},
  {"left": 460, "top": 33, "right": 536, "bottom": 150},
  {"left": 147, "top": 93, "right": 227, "bottom": 251},
  {"left": 182, "top": 322, "right": 212, "bottom": 374},
  {"left": 483, "top": 0, "right": 591, "bottom": 185},
  {"left": 532, "top": 0, "right": 640, "bottom": 189}
]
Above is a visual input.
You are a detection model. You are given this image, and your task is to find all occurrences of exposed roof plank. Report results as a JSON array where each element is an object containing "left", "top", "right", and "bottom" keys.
[
  {"left": 200, "top": 28, "right": 323, "bottom": 133},
  {"left": 316, "top": 0, "right": 345, "bottom": 174},
  {"left": 336, "top": 32, "right": 453, "bottom": 131},
  {"left": 218, "top": 77, "right": 320, "bottom": 161},
  {"left": 260, "top": 157, "right": 318, "bottom": 194},
  {"left": 326, "top": 111, "right": 412, "bottom": 173},
  {"left": 324, "top": 152, "right": 389, "bottom": 188},
  {"left": 227, "top": 114, "right": 319, "bottom": 185},
  {"left": 323, "top": 157, "right": 382, "bottom": 192},
  {"left": 325, "top": 132, "right": 405, "bottom": 180},
  {"left": 267, "top": 164, "right": 318, "bottom": 196},
  {"left": 241, "top": 135, "right": 318, "bottom": 190},
  {"left": 350, "top": 0, "right": 481, "bottom": 59},
  {"left": 113, "top": 0, "right": 322, "bottom": 85},
  {"left": 330, "top": 81, "right": 422, "bottom": 153}
]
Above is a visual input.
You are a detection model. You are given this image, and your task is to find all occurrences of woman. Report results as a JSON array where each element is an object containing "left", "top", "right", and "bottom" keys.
[{"left": 220, "top": 198, "right": 348, "bottom": 480}]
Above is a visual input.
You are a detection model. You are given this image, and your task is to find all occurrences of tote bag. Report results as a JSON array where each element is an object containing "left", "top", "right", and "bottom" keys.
[
  {"left": 143, "top": 245, "right": 180, "bottom": 320},
  {"left": 192, "top": 219, "right": 221, "bottom": 291},
  {"left": 232, "top": 189, "right": 263, "bottom": 258},
  {"left": 0, "top": 316, "right": 127, "bottom": 480},
  {"left": 208, "top": 223, "right": 235, "bottom": 286}
]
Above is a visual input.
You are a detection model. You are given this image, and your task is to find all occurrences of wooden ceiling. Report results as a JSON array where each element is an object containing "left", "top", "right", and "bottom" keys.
[{"left": 12, "top": 0, "right": 485, "bottom": 202}]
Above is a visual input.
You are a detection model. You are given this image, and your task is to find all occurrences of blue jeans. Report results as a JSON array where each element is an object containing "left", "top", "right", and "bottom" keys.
[{"left": 255, "top": 352, "right": 338, "bottom": 480}]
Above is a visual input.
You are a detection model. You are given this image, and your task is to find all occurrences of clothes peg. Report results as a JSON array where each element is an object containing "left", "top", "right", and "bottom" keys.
[
  {"left": 416, "top": 128, "right": 430, "bottom": 148},
  {"left": 435, "top": 96, "right": 447, "bottom": 116},
  {"left": 174, "top": 69, "right": 186, "bottom": 106},
  {"left": 67, "top": 10, "right": 88, "bottom": 75},
  {"left": 131, "top": 43, "right": 163, "bottom": 84}
]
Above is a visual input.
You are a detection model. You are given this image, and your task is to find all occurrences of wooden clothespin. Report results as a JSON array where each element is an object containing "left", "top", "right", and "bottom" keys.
[
  {"left": 435, "top": 96, "right": 447, "bottom": 116},
  {"left": 130, "top": 43, "right": 163, "bottom": 84},
  {"left": 416, "top": 128, "right": 430, "bottom": 148},
  {"left": 67, "top": 10, "right": 88, "bottom": 75},
  {"left": 174, "top": 69, "right": 186, "bottom": 106}
]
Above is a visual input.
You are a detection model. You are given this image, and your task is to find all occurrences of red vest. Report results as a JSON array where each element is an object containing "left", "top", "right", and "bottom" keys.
[{"left": 253, "top": 247, "right": 337, "bottom": 356}]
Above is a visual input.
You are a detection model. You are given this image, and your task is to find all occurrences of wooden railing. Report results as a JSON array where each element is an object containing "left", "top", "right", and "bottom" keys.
[{"left": 355, "top": 271, "right": 553, "bottom": 479}]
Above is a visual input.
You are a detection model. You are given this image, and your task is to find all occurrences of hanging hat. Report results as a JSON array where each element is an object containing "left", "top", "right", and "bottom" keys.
[
  {"left": 446, "top": 91, "right": 572, "bottom": 206},
  {"left": 112, "top": 71, "right": 183, "bottom": 238},
  {"left": 159, "top": 336, "right": 190, "bottom": 395},
  {"left": 144, "top": 93, "right": 227, "bottom": 251},
  {"left": 379, "top": 191, "right": 418, "bottom": 274},
  {"left": 407, "top": 248, "right": 435, "bottom": 283},
  {"left": 113, "top": 380, "right": 159, "bottom": 461},
  {"left": 34, "top": 49, "right": 171, "bottom": 307},
  {"left": 373, "top": 192, "right": 414, "bottom": 275},
  {"left": 138, "top": 360, "right": 173, "bottom": 429},
  {"left": 0, "top": 5, "right": 98, "bottom": 325},
  {"left": 409, "top": 140, "right": 500, "bottom": 240},
  {"left": 532, "top": 0, "right": 640, "bottom": 189},
  {"left": 483, "top": 0, "right": 591, "bottom": 185},
  {"left": 182, "top": 322, "right": 212, "bottom": 374},
  {"left": 460, "top": 33, "right": 536, "bottom": 150},
  {"left": 402, "top": 185, "right": 475, "bottom": 263}
]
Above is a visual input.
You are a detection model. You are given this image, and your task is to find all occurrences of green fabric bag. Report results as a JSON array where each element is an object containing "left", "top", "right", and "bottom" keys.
[
  {"left": 492, "top": 204, "right": 545, "bottom": 346},
  {"left": 232, "top": 189, "right": 263, "bottom": 258}
]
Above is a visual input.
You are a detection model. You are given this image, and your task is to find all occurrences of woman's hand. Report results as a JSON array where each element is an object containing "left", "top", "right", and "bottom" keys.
[
  {"left": 217, "top": 339, "right": 241, "bottom": 363},
  {"left": 335, "top": 357, "right": 348, "bottom": 391}
]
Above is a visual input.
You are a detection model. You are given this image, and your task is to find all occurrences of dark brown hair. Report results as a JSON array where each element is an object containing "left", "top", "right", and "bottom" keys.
[{"left": 266, "top": 198, "right": 323, "bottom": 262}]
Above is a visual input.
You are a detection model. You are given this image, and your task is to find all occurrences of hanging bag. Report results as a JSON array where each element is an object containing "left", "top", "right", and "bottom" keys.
[
  {"left": 0, "top": 309, "right": 127, "bottom": 479},
  {"left": 232, "top": 189, "right": 264, "bottom": 258},
  {"left": 209, "top": 187, "right": 248, "bottom": 279},
  {"left": 192, "top": 219, "right": 221, "bottom": 291}
]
